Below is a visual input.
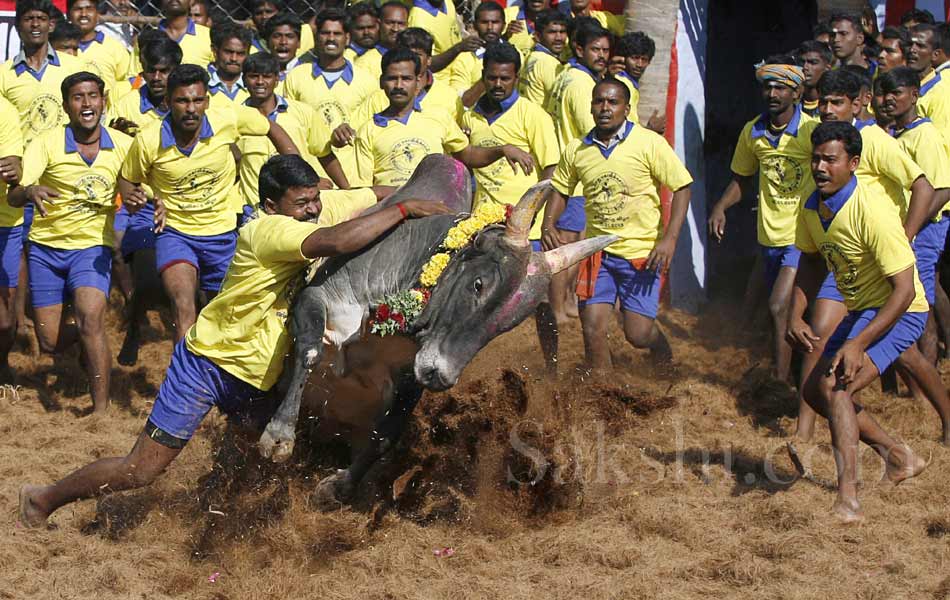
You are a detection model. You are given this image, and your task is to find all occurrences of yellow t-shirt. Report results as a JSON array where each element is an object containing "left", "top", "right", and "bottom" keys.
[
  {"left": 353, "top": 106, "right": 469, "bottom": 187},
  {"left": 615, "top": 70, "right": 641, "bottom": 125},
  {"left": 20, "top": 125, "right": 132, "bottom": 249},
  {"left": 237, "top": 98, "right": 333, "bottom": 208},
  {"left": 0, "top": 96, "right": 24, "bottom": 228},
  {"left": 854, "top": 120, "right": 924, "bottom": 221},
  {"left": 917, "top": 69, "right": 950, "bottom": 141},
  {"left": 461, "top": 93, "right": 560, "bottom": 239},
  {"left": 282, "top": 59, "right": 378, "bottom": 176},
  {"left": 796, "top": 177, "right": 929, "bottom": 313},
  {"left": 110, "top": 85, "right": 168, "bottom": 129},
  {"left": 208, "top": 65, "right": 251, "bottom": 109},
  {"left": 519, "top": 44, "right": 563, "bottom": 107},
  {"left": 448, "top": 48, "right": 484, "bottom": 93},
  {"left": 350, "top": 75, "right": 462, "bottom": 128},
  {"left": 550, "top": 59, "right": 599, "bottom": 150},
  {"left": 185, "top": 189, "right": 378, "bottom": 390},
  {"left": 588, "top": 9, "right": 625, "bottom": 36},
  {"left": 730, "top": 107, "right": 819, "bottom": 247},
  {"left": 354, "top": 45, "right": 387, "bottom": 79},
  {"left": 78, "top": 31, "right": 131, "bottom": 86},
  {"left": 121, "top": 106, "right": 270, "bottom": 236},
  {"left": 0, "top": 48, "right": 83, "bottom": 144},
  {"left": 504, "top": 6, "right": 535, "bottom": 56},
  {"left": 552, "top": 121, "right": 693, "bottom": 259},
  {"left": 893, "top": 117, "right": 950, "bottom": 218},
  {"left": 160, "top": 19, "right": 214, "bottom": 68},
  {"left": 408, "top": 0, "right": 462, "bottom": 56}
]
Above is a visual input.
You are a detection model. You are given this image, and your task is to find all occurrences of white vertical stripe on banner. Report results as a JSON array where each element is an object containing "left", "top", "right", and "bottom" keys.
[
  {"left": 871, "top": 0, "right": 886, "bottom": 30},
  {"left": 670, "top": 0, "right": 707, "bottom": 312}
]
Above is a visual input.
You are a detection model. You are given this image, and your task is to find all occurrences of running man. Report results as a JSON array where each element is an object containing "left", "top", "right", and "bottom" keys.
[
  {"left": 788, "top": 121, "right": 929, "bottom": 523},
  {"left": 709, "top": 58, "right": 819, "bottom": 384},
  {"left": 518, "top": 9, "right": 567, "bottom": 107},
  {"left": 8, "top": 72, "right": 132, "bottom": 414},
  {"left": 544, "top": 77, "right": 692, "bottom": 367},
  {"left": 18, "top": 154, "right": 451, "bottom": 528},
  {"left": 354, "top": 1, "right": 408, "bottom": 78},
  {"left": 117, "top": 64, "right": 299, "bottom": 340}
]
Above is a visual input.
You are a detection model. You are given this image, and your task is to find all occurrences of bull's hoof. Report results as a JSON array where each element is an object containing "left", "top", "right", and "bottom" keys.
[
  {"left": 258, "top": 421, "right": 296, "bottom": 463},
  {"left": 309, "top": 470, "right": 354, "bottom": 512}
]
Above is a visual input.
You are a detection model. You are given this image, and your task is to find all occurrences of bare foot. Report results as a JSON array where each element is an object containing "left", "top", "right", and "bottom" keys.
[
  {"left": 18, "top": 485, "right": 49, "bottom": 528},
  {"left": 884, "top": 446, "right": 929, "bottom": 485},
  {"left": 831, "top": 497, "right": 864, "bottom": 523}
]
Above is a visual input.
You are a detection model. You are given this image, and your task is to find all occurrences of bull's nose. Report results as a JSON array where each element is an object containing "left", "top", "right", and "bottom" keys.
[{"left": 415, "top": 364, "right": 451, "bottom": 391}]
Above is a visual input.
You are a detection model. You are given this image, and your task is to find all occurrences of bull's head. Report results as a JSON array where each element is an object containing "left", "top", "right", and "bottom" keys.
[{"left": 411, "top": 181, "right": 618, "bottom": 390}]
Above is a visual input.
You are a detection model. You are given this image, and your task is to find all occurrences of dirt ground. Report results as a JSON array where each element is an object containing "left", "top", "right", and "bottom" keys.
[{"left": 3, "top": 293, "right": 950, "bottom": 600}]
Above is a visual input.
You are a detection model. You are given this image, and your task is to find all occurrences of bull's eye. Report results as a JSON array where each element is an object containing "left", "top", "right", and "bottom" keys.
[{"left": 473, "top": 277, "right": 483, "bottom": 296}]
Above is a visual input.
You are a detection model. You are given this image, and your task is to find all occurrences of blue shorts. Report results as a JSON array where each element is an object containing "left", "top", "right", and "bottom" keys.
[
  {"left": 823, "top": 309, "right": 928, "bottom": 374},
  {"left": 577, "top": 251, "right": 661, "bottom": 319},
  {"left": 912, "top": 216, "right": 949, "bottom": 305},
  {"left": 556, "top": 196, "right": 586, "bottom": 233},
  {"left": 28, "top": 243, "right": 112, "bottom": 308},
  {"left": 761, "top": 244, "right": 801, "bottom": 291},
  {"left": 816, "top": 270, "right": 844, "bottom": 302},
  {"left": 22, "top": 202, "right": 32, "bottom": 237},
  {"left": 120, "top": 203, "right": 156, "bottom": 258},
  {"left": 148, "top": 340, "right": 268, "bottom": 444},
  {"left": 155, "top": 226, "right": 237, "bottom": 292},
  {"left": 114, "top": 204, "right": 130, "bottom": 234},
  {"left": 531, "top": 239, "right": 542, "bottom": 252},
  {"left": 0, "top": 225, "right": 23, "bottom": 288}
]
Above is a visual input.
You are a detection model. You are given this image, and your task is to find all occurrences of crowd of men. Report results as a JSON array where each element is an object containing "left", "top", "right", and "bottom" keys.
[
  {"left": 8, "top": 0, "right": 945, "bottom": 526},
  {"left": 708, "top": 8, "right": 950, "bottom": 521},
  {"left": 8, "top": 0, "right": 695, "bottom": 526}
]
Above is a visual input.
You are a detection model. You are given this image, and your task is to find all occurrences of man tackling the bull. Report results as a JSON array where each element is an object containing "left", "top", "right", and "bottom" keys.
[{"left": 17, "top": 156, "right": 450, "bottom": 527}]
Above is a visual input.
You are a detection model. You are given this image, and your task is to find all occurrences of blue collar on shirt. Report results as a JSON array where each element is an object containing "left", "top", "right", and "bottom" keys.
[
  {"left": 533, "top": 43, "right": 557, "bottom": 57},
  {"left": 64, "top": 125, "right": 115, "bottom": 166},
  {"left": 311, "top": 60, "right": 354, "bottom": 87},
  {"left": 582, "top": 120, "right": 635, "bottom": 159},
  {"left": 894, "top": 116, "right": 932, "bottom": 137},
  {"left": 567, "top": 57, "right": 599, "bottom": 82},
  {"left": 138, "top": 85, "right": 168, "bottom": 116},
  {"left": 474, "top": 90, "right": 520, "bottom": 124},
  {"left": 158, "top": 18, "right": 197, "bottom": 43},
  {"left": 373, "top": 97, "right": 423, "bottom": 127},
  {"left": 349, "top": 42, "right": 370, "bottom": 57},
  {"left": 751, "top": 104, "right": 803, "bottom": 148},
  {"left": 78, "top": 30, "right": 106, "bottom": 52},
  {"left": 245, "top": 94, "right": 289, "bottom": 122},
  {"left": 412, "top": 0, "right": 448, "bottom": 16},
  {"left": 374, "top": 44, "right": 390, "bottom": 55},
  {"left": 921, "top": 71, "right": 942, "bottom": 97},
  {"left": 616, "top": 69, "right": 640, "bottom": 90},
  {"left": 208, "top": 64, "right": 247, "bottom": 99},
  {"left": 854, "top": 117, "right": 875, "bottom": 130},
  {"left": 160, "top": 114, "right": 214, "bottom": 155},
  {"left": 252, "top": 37, "right": 267, "bottom": 52},
  {"left": 12, "top": 44, "right": 60, "bottom": 79},
  {"left": 805, "top": 175, "right": 857, "bottom": 230}
]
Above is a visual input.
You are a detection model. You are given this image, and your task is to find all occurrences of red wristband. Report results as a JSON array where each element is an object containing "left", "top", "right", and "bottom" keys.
[{"left": 397, "top": 202, "right": 408, "bottom": 219}]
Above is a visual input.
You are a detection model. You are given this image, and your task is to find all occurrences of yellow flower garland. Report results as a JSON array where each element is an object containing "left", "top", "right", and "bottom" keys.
[{"left": 418, "top": 203, "right": 508, "bottom": 288}]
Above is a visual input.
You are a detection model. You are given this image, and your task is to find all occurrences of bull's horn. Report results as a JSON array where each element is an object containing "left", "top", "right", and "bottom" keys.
[
  {"left": 542, "top": 235, "right": 620, "bottom": 273},
  {"left": 504, "top": 180, "right": 552, "bottom": 246}
]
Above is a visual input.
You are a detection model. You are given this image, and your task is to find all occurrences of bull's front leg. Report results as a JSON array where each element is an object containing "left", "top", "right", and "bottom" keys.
[
  {"left": 259, "top": 289, "right": 328, "bottom": 463},
  {"left": 311, "top": 365, "right": 425, "bottom": 510}
]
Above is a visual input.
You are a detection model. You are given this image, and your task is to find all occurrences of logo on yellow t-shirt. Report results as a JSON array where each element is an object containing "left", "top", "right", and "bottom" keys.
[
  {"left": 317, "top": 100, "right": 346, "bottom": 126},
  {"left": 476, "top": 137, "right": 505, "bottom": 182},
  {"left": 76, "top": 173, "right": 112, "bottom": 206},
  {"left": 392, "top": 138, "right": 431, "bottom": 176},
  {"left": 171, "top": 167, "right": 219, "bottom": 204},
  {"left": 27, "top": 93, "right": 63, "bottom": 136},
  {"left": 762, "top": 155, "right": 805, "bottom": 198},
  {"left": 820, "top": 242, "right": 858, "bottom": 294},
  {"left": 590, "top": 172, "right": 630, "bottom": 230}
]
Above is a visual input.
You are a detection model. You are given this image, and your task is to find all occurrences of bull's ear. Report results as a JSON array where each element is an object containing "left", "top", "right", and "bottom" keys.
[
  {"left": 542, "top": 235, "right": 620, "bottom": 273},
  {"left": 504, "top": 180, "right": 552, "bottom": 246}
]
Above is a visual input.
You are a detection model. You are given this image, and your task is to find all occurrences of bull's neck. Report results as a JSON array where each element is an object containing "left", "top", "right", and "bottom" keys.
[{"left": 364, "top": 215, "right": 457, "bottom": 300}]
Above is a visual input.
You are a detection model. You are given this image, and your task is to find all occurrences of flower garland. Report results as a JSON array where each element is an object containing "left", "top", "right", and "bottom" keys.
[{"left": 370, "top": 202, "right": 509, "bottom": 336}]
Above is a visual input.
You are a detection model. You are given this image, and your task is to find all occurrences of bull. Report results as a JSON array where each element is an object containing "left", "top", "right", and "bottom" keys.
[{"left": 257, "top": 156, "right": 616, "bottom": 509}]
